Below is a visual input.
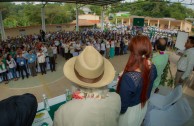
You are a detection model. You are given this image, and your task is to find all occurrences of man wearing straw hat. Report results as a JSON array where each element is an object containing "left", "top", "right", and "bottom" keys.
[{"left": 54, "top": 46, "right": 121, "bottom": 126}]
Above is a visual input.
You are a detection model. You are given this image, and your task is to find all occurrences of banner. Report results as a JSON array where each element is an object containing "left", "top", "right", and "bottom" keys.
[
  {"left": 133, "top": 18, "right": 144, "bottom": 27},
  {"left": 175, "top": 31, "right": 189, "bottom": 50}
]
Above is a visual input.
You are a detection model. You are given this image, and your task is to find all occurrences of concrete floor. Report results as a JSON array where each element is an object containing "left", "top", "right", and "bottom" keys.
[{"left": 0, "top": 52, "right": 193, "bottom": 126}]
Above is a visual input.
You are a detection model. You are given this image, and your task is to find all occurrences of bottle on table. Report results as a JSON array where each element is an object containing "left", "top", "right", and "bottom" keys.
[
  {"left": 66, "top": 89, "right": 72, "bottom": 102},
  {"left": 42, "top": 94, "right": 50, "bottom": 111}
]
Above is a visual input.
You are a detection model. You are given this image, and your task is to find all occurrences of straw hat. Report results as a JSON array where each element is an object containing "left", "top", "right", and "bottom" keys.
[{"left": 63, "top": 46, "right": 115, "bottom": 88}]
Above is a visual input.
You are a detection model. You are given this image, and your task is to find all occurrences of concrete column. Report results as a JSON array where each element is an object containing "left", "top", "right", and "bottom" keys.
[
  {"left": 180, "top": 21, "right": 183, "bottom": 31},
  {"left": 148, "top": 19, "right": 150, "bottom": 26},
  {"left": 168, "top": 20, "right": 171, "bottom": 29},
  {"left": 157, "top": 20, "right": 160, "bottom": 28},
  {"left": 115, "top": 18, "right": 118, "bottom": 25},
  {"left": 76, "top": 4, "right": 79, "bottom": 32},
  {"left": 121, "top": 18, "right": 124, "bottom": 25},
  {"left": 128, "top": 18, "right": 131, "bottom": 26},
  {"left": 0, "top": 11, "right": 6, "bottom": 41},
  {"left": 41, "top": 7, "right": 46, "bottom": 32},
  {"left": 101, "top": 6, "right": 104, "bottom": 31}
]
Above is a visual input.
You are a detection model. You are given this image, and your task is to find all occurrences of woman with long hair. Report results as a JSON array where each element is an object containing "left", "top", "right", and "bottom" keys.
[{"left": 117, "top": 35, "right": 157, "bottom": 126}]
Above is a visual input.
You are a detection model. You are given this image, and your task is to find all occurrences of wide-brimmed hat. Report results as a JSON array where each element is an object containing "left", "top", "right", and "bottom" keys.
[{"left": 63, "top": 46, "right": 115, "bottom": 88}]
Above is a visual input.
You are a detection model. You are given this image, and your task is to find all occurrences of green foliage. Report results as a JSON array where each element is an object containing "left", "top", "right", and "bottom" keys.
[
  {"left": 192, "top": 28, "right": 194, "bottom": 32},
  {"left": 1, "top": 1, "right": 194, "bottom": 28},
  {"left": 110, "top": 1, "right": 194, "bottom": 20},
  {"left": 89, "top": 5, "right": 102, "bottom": 15},
  {"left": 1, "top": 2, "right": 78, "bottom": 28},
  {"left": 160, "top": 62, "right": 174, "bottom": 87}
]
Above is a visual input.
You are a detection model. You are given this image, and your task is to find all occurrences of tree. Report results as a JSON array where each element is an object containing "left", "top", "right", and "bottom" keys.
[
  {"left": 89, "top": 5, "right": 102, "bottom": 15},
  {"left": 1, "top": 1, "right": 194, "bottom": 28}
]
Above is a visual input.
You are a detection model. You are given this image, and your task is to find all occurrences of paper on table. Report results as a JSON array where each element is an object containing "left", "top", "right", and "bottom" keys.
[{"left": 32, "top": 110, "right": 53, "bottom": 126}]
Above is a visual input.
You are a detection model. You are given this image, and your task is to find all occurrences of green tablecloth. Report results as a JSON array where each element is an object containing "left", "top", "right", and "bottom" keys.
[{"left": 39, "top": 101, "right": 66, "bottom": 120}]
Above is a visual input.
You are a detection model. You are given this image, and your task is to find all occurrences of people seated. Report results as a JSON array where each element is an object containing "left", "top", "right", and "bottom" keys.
[
  {"left": 117, "top": 35, "right": 157, "bottom": 126},
  {"left": 53, "top": 46, "right": 121, "bottom": 126},
  {"left": 0, "top": 93, "right": 38, "bottom": 126}
]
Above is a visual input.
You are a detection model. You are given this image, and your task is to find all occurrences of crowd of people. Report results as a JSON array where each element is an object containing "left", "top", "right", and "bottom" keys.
[
  {"left": 0, "top": 39, "right": 58, "bottom": 84},
  {"left": 0, "top": 28, "right": 194, "bottom": 126},
  {"left": 54, "top": 34, "right": 193, "bottom": 126},
  {"left": 0, "top": 29, "right": 133, "bottom": 84}
]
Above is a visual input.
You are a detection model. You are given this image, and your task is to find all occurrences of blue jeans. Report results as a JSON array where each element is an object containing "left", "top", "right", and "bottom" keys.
[
  {"left": 9, "top": 68, "right": 17, "bottom": 78},
  {"left": 124, "top": 45, "right": 128, "bottom": 54}
]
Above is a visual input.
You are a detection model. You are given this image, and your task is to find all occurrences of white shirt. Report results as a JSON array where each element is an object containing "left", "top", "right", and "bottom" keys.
[
  {"left": 177, "top": 48, "right": 194, "bottom": 79},
  {"left": 41, "top": 46, "right": 48, "bottom": 57},
  {"left": 69, "top": 46, "right": 75, "bottom": 54},
  {"left": 106, "top": 41, "right": 110, "bottom": 48},
  {"left": 76, "top": 44, "right": 81, "bottom": 50},
  {"left": 111, "top": 41, "right": 115, "bottom": 48},
  {"left": 87, "top": 42, "right": 91, "bottom": 46},
  {"left": 52, "top": 46, "right": 57, "bottom": 54},
  {"left": 101, "top": 43, "right": 106, "bottom": 51},
  {"left": 95, "top": 43, "right": 100, "bottom": 51},
  {"left": 6, "top": 58, "right": 16, "bottom": 68},
  {"left": 64, "top": 44, "right": 69, "bottom": 53},
  {"left": 55, "top": 41, "right": 60, "bottom": 46},
  {"left": 37, "top": 52, "right": 46, "bottom": 63}
]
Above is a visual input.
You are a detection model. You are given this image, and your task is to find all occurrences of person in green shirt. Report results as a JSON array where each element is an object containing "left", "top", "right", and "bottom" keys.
[
  {"left": 9, "top": 49, "right": 16, "bottom": 59},
  {"left": 0, "top": 55, "right": 9, "bottom": 84},
  {"left": 152, "top": 38, "right": 169, "bottom": 92}
]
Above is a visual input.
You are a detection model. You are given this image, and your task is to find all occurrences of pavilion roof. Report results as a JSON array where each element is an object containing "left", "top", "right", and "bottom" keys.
[{"left": 0, "top": 0, "right": 123, "bottom": 6}]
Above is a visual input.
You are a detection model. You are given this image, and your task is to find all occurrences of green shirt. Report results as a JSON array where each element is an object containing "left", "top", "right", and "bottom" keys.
[
  {"left": 0, "top": 59, "right": 7, "bottom": 70},
  {"left": 10, "top": 51, "right": 16, "bottom": 58},
  {"left": 152, "top": 52, "right": 169, "bottom": 88}
]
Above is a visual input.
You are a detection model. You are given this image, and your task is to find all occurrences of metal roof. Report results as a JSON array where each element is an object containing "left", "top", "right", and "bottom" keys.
[{"left": 0, "top": 0, "right": 123, "bottom": 6}]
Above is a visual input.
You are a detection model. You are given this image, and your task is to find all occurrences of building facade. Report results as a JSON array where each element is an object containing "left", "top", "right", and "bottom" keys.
[{"left": 116, "top": 16, "right": 192, "bottom": 32}]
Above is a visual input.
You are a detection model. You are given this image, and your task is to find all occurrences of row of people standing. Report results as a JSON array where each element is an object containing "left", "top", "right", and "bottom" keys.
[
  {"left": 58, "top": 37, "right": 131, "bottom": 60},
  {"left": 0, "top": 44, "right": 57, "bottom": 84}
]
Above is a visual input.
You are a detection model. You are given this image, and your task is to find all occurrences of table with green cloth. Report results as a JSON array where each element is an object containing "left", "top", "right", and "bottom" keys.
[
  {"left": 38, "top": 101, "right": 66, "bottom": 120},
  {"left": 37, "top": 88, "right": 116, "bottom": 120}
]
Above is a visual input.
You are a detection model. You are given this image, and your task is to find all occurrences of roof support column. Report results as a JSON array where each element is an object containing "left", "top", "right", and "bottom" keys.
[
  {"left": 148, "top": 19, "right": 150, "bottom": 26},
  {"left": 128, "top": 18, "right": 131, "bottom": 26},
  {"left": 180, "top": 21, "right": 183, "bottom": 31},
  {"left": 0, "top": 11, "right": 6, "bottom": 41},
  {"left": 121, "top": 18, "right": 124, "bottom": 25},
  {"left": 168, "top": 20, "right": 171, "bottom": 29},
  {"left": 157, "top": 20, "right": 160, "bottom": 28},
  {"left": 101, "top": 6, "right": 104, "bottom": 31},
  {"left": 41, "top": 5, "right": 46, "bottom": 32},
  {"left": 76, "top": 3, "right": 79, "bottom": 32}
]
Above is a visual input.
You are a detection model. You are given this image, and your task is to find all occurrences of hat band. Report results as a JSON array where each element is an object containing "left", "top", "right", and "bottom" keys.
[{"left": 74, "top": 68, "right": 104, "bottom": 83}]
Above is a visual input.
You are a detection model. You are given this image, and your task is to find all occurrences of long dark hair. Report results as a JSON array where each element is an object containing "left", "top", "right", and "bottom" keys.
[
  {"left": 6, "top": 54, "right": 11, "bottom": 61},
  {"left": 116, "top": 35, "right": 152, "bottom": 107}
]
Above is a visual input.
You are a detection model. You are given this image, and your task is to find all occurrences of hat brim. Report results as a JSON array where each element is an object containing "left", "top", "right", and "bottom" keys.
[{"left": 63, "top": 57, "right": 115, "bottom": 88}]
